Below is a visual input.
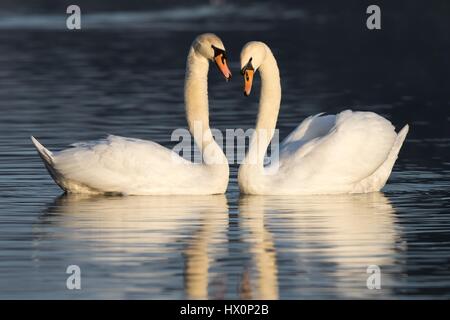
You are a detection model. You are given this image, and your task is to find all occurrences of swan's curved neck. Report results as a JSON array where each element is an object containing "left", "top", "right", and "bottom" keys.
[
  {"left": 185, "top": 47, "right": 227, "bottom": 166},
  {"left": 240, "top": 48, "right": 281, "bottom": 190}
]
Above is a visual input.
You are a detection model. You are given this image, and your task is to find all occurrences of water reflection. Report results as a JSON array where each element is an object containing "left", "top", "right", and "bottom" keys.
[
  {"left": 238, "top": 192, "right": 399, "bottom": 299},
  {"left": 238, "top": 196, "right": 279, "bottom": 299},
  {"left": 33, "top": 192, "right": 399, "bottom": 299},
  {"left": 37, "top": 194, "right": 229, "bottom": 299}
]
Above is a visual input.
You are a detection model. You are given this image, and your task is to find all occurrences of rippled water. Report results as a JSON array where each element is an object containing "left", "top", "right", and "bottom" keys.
[{"left": 0, "top": 2, "right": 450, "bottom": 299}]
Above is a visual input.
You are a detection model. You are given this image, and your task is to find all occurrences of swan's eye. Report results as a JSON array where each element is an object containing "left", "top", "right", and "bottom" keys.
[
  {"left": 241, "top": 58, "right": 254, "bottom": 76},
  {"left": 212, "top": 45, "right": 226, "bottom": 59}
]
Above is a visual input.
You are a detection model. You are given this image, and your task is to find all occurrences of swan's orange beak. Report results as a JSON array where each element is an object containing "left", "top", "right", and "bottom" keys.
[
  {"left": 214, "top": 53, "right": 232, "bottom": 81},
  {"left": 243, "top": 69, "right": 254, "bottom": 96}
]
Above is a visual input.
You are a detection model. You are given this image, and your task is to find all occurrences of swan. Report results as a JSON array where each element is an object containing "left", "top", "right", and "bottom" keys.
[
  {"left": 238, "top": 41, "right": 409, "bottom": 195},
  {"left": 31, "top": 33, "right": 232, "bottom": 195}
]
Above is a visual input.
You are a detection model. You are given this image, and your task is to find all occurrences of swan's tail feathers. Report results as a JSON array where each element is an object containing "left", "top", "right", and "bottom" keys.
[
  {"left": 396, "top": 124, "right": 409, "bottom": 149},
  {"left": 385, "top": 123, "right": 409, "bottom": 168},
  {"left": 31, "top": 136, "right": 67, "bottom": 192},
  {"left": 31, "top": 136, "right": 54, "bottom": 165},
  {"left": 353, "top": 124, "right": 409, "bottom": 193}
]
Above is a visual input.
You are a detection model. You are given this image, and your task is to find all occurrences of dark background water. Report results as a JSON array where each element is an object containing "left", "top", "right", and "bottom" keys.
[{"left": 0, "top": 0, "right": 449, "bottom": 299}]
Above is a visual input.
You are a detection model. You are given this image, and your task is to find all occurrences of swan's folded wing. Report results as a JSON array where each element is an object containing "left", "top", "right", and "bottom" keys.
[
  {"left": 279, "top": 110, "right": 397, "bottom": 186},
  {"left": 52, "top": 135, "right": 194, "bottom": 192},
  {"left": 280, "top": 113, "right": 336, "bottom": 156}
]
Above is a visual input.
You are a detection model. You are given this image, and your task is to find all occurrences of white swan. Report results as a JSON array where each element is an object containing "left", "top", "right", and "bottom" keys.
[
  {"left": 31, "top": 33, "right": 232, "bottom": 195},
  {"left": 238, "top": 41, "right": 409, "bottom": 195}
]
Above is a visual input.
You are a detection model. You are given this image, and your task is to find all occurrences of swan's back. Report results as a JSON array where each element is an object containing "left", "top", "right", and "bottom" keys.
[
  {"left": 276, "top": 110, "right": 404, "bottom": 193},
  {"left": 32, "top": 135, "right": 219, "bottom": 195}
]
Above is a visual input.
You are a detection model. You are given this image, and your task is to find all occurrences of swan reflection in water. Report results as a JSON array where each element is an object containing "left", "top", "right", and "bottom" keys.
[
  {"left": 240, "top": 192, "right": 399, "bottom": 299},
  {"left": 37, "top": 192, "right": 398, "bottom": 299},
  {"left": 39, "top": 194, "right": 229, "bottom": 299}
]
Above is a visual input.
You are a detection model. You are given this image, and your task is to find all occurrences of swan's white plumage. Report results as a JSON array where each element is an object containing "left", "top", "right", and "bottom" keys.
[
  {"left": 238, "top": 42, "right": 409, "bottom": 195},
  {"left": 31, "top": 34, "right": 229, "bottom": 195},
  {"left": 34, "top": 135, "right": 224, "bottom": 195},
  {"left": 273, "top": 110, "right": 408, "bottom": 193}
]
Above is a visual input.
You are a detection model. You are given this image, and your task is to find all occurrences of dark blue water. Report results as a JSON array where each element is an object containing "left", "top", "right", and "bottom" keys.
[{"left": 0, "top": 2, "right": 449, "bottom": 299}]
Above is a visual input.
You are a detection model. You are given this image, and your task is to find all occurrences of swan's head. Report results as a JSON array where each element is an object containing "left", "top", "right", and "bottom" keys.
[
  {"left": 192, "top": 33, "right": 232, "bottom": 81},
  {"left": 240, "top": 41, "right": 268, "bottom": 96}
]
